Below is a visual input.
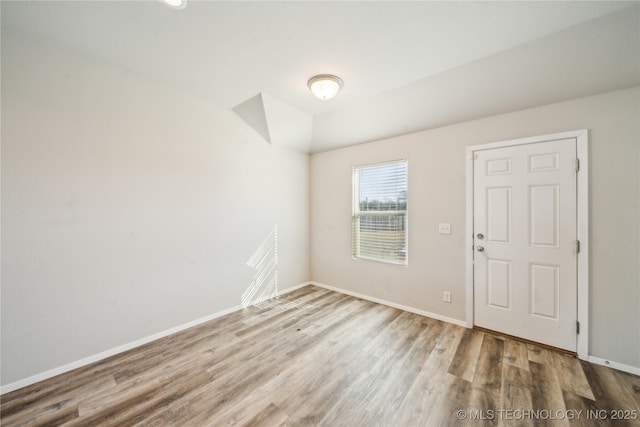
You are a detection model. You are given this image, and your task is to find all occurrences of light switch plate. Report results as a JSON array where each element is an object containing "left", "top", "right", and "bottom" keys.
[
  {"left": 439, "top": 223, "right": 451, "bottom": 234},
  {"left": 443, "top": 291, "right": 452, "bottom": 303}
]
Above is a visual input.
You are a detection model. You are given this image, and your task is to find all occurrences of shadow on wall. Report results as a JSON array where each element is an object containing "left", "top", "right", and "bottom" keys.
[{"left": 242, "top": 225, "right": 278, "bottom": 308}]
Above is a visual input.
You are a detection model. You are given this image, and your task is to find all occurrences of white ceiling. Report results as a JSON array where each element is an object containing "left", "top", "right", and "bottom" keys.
[{"left": 3, "top": 1, "right": 639, "bottom": 152}]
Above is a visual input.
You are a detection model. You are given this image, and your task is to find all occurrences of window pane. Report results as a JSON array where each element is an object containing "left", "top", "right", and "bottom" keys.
[{"left": 352, "top": 161, "right": 407, "bottom": 265}]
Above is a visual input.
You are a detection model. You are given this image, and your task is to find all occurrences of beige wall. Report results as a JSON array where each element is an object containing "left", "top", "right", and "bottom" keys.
[
  {"left": 1, "top": 35, "right": 310, "bottom": 386},
  {"left": 311, "top": 87, "right": 640, "bottom": 369}
]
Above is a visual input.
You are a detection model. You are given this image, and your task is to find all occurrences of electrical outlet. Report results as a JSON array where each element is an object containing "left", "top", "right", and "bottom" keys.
[
  {"left": 439, "top": 223, "right": 451, "bottom": 234},
  {"left": 443, "top": 291, "right": 451, "bottom": 303}
]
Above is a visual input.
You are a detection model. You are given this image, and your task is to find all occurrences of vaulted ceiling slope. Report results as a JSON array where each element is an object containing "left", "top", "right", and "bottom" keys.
[{"left": 2, "top": 1, "right": 639, "bottom": 153}]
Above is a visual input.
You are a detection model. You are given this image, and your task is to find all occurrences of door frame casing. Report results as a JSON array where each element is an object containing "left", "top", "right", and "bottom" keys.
[{"left": 465, "top": 129, "right": 589, "bottom": 360}]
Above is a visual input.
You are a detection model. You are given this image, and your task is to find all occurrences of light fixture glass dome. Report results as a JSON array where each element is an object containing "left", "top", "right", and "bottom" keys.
[
  {"left": 307, "top": 75, "right": 344, "bottom": 100},
  {"left": 161, "top": 0, "right": 187, "bottom": 9}
]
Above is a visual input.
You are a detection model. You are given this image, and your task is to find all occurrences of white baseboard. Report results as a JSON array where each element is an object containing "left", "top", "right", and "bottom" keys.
[
  {"left": 0, "top": 282, "right": 310, "bottom": 395},
  {"left": 588, "top": 355, "right": 640, "bottom": 376},
  {"left": 278, "top": 281, "right": 314, "bottom": 295},
  {"left": 246, "top": 282, "right": 312, "bottom": 306},
  {"left": 309, "top": 281, "right": 467, "bottom": 328}
]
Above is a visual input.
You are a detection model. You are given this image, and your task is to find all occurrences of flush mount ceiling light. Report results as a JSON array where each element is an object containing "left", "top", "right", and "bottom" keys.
[
  {"left": 307, "top": 74, "right": 344, "bottom": 100},
  {"left": 160, "top": 0, "right": 187, "bottom": 10}
]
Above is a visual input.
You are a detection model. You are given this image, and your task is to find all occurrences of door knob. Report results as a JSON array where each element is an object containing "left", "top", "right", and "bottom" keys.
[{"left": 476, "top": 245, "right": 485, "bottom": 252}]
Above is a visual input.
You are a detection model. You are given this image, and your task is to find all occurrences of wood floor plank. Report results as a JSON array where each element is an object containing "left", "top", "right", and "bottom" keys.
[
  {"left": 465, "top": 334, "right": 505, "bottom": 427},
  {"left": 241, "top": 402, "right": 288, "bottom": 427},
  {"left": 552, "top": 351, "right": 595, "bottom": 401},
  {"left": 1, "top": 286, "right": 638, "bottom": 426},
  {"left": 236, "top": 304, "right": 400, "bottom": 427},
  {"left": 423, "top": 373, "right": 473, "bottom": 426},
  {"left": 298, "top": 307, "right": 407, "bottom": 425},
  {"left": 390, "top": 323, "right": 467, "bottom": 426},
  {"left": 143, "top": 297, "right": 394, "bottom": 426},
  {"left": 499, "top": 364, "right": 534, "bottom": 427},
  {"left": 0, "top": 375, "right": 115, "bottom": 426},
  {"left": 580, "top": 361, "right": 640, "bottom": 426},
  {"left": 278, "top": 311, "right": 419, "bottom": 425},
  {"left": 527, "top": 344, "right": 557, "bottom": 366},
  {"left": 0, "top": 374, "right": 115, "bottom": 417},
  {"left": 343, "top": 315, "right": 434, "bottom": 426},
  {"left": 562, "top": 390, "right": 605, "bottom": 427},
  {"left": 449, "top": 328, "right": 485, "bottom": 382},
  {"left": 529, "top": 361, "right": 570, "bottom": 427},
  {"left": 611, "top": 369, "right": 640, "bottom": 413},
  {"left": 68, "top": 370, "right": 211, "bottom": 427},
  {"left": 504, "top": 338, "right": 529, "bottom": 371}
]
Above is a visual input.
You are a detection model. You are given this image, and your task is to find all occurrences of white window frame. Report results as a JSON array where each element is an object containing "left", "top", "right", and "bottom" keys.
[{"left": 352, "top": 160, "right": 408, "bottom": 266}]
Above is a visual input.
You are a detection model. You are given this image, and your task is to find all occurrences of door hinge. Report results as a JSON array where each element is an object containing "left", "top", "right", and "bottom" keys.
[
  {"left": 576, "top": 321, "right": 580, "bottom": 334},
  {"left": 576, "top": 240, "right": 580, "bottom": 253},
  {"left": 575, "top": 159, "right": 580, "bottom": 172}
]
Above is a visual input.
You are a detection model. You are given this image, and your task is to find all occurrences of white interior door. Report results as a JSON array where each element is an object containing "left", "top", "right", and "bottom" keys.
[{"left": 473, "top": 138, "right": 577, "bottom": 351}]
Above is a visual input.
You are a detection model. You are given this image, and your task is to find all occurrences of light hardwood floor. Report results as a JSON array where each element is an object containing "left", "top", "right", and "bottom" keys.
[{"left": 2, "top": 285, "right": 639, "bottom": 426}]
